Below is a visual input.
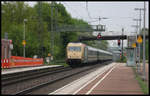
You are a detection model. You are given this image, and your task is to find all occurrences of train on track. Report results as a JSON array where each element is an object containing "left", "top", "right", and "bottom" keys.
[
  {"left": 66, "top": 42, "right": 113, "bottom": 67},
  {"left": 1, "top": 39, "right": 43, "bottom": 68}
]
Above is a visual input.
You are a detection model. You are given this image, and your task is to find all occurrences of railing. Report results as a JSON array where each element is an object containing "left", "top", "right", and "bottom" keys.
[{"left": 1, "top": 56, "right": 43, "bottom": 68}]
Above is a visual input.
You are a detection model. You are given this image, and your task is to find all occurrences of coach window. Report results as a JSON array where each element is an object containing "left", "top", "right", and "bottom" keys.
[
  {"left": 89, "top": 50, "right": 92, "bottom": 55},
  {"left": 68, "top": 47, "right": 74, "bottom": 51},
  {"left": 76, "top": 47, "right": 81, "bottom": 51},
  {"left": 68, "top": 46, "right": 81, "bottom": 51}
]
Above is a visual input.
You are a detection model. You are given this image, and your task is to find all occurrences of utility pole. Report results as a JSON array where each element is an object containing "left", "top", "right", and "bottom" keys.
[
  {"left": 142, "top": 1, "right": 146, "bottom": 81},
  {"left": 131, "top": 25, "right": 138, "bottom": 49},
  {"left": 131, "top": 24, "right": 138, "bottom": 70},
  {"left": 50, "top": 1, "right": 54, "bottom": 64},
  {"left": 133, "top": 19, "right": 140, "bottom": 72},
  {"left": 135, "top": 7, "right": 144, "bottom": 73},
  {"left": 121, "top": 28, "right": 124, "bottom": 61},
  {"left": 53, "top": 2, "right": 58, "bottom": 62},
  {"left": 23, "top": 19, "right": 27, "bottom": 57},
  {"left": 38, "top": 1, "right": 43, "bottom": 58},
  {"left": 23, "top": 20, "right": 25, "bottom": 57}
]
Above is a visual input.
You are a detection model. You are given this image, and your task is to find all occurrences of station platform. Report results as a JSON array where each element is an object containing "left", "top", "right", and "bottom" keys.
[
  {"left": 1, "top": 65, "right": 63, "bottom": 75},
  {"left": 50, "top": 62, "right": 146, "bottom": 95}
]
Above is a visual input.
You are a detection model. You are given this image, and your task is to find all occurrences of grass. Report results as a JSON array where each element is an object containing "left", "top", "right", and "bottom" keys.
[
  {"left": 44, "top": 61, "right": 69, "bottom": 67},
  {"left": 132, "top": 67, "right": 149, "bottom": 94},
  {"left": 56, "top": 63, "right": 69, "bottom": 67}
]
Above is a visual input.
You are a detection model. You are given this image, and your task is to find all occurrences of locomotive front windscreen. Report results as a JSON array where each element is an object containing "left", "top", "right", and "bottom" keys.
[{"left": 68, "top": 46, "right": 81, "bottom": 51}]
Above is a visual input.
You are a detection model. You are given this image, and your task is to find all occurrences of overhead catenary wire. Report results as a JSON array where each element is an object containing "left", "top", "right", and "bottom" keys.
[
  {"left": 62, "top": 2, "right": 96, "bottom": 25},
  {"left": 57, "top": 2, "right": 94, "bottom": 31},
  {"left": 85, "top": 2, "right": 109, "bottom": 25},
  {"left": 62, "top": 2, "right": 84, "bottom": 20},
  {"left": 85, "top": 2, "right": 101, "bottom": 25},
  {"left": 87, "top": 20, "right": 99, "bottom": 23},
  {"left": 59, "top": 2, "right": 98, "bottom": 25},
  {"left": 86, "top": 1, "right": 92, "bottom": 20}
]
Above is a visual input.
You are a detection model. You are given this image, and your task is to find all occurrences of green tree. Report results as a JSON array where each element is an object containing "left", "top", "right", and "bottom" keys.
[{"left": 1, "top": 1, "right": 109, "bottom": 62}]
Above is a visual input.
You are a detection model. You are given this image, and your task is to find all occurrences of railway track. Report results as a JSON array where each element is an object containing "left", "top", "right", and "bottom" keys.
[
  {"left": 2, "top": 66, "right": 67, "bottom": 86},
  {"left": 1, "top": 66, "right": 71, "bottom": 94},
  {"left": 2, "top": 61, "right": 112, "bottom": 95}
]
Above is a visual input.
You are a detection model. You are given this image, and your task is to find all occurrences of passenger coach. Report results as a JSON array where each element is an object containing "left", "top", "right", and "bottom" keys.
[{"left": 66, "top": 42, "right": 112, "bottom": 67}]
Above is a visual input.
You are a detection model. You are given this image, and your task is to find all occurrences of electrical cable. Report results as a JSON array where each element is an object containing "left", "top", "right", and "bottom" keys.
[{"left": 62, "top": 2, "right": 84, "bottom": 19}]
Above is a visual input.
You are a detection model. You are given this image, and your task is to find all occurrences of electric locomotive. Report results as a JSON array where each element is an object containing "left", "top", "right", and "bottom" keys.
[{"left": 66, "top": 42, "right": 113, "bottom": 67}]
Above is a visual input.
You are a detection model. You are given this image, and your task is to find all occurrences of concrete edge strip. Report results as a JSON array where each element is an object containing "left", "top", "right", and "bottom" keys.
[{"left": 2, "top": 65, "right": 62, "bottom": 75}]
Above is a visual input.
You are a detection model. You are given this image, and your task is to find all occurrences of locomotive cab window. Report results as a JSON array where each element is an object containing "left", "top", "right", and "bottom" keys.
[{"left": 68, "top": 46, "right": 81, "bottom": 51}]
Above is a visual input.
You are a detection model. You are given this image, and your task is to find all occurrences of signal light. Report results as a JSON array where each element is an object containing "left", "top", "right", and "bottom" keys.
[
  {"left": 97, "top": 33, "right": 101, "bottom": 39},
  {"left": 9, "top": 40, "right": 12, "bottom": 44},
  {"left": 118, "top": 39, "right": 120, "bottom": 46},
  {"left": 120, "top": 53, "right": 122, "bottom": 58}
]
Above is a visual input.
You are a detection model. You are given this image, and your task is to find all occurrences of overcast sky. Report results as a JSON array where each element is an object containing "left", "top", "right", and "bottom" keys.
[{"left": 26, "top": 1, "right": 149, "bottom": 47}]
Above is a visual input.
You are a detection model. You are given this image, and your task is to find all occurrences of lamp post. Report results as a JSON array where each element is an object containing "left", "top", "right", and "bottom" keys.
[
  {"left": 131, "top": 25, "right": 139, "bottom": 64},
  {"left": 134, "top": 7, "right": 145, "bottom": 74},
  {"left": 23, "top": 19, "right": 27, "bottom": 57},
  {"left": 50, "top": 2, "right": 54, "bottom": 64},
  {"left": 133, "top": 18, "right": 141, "bottom": 73},
  {"left": 142, "top": 2, "right": 146, "bottom": 81}
]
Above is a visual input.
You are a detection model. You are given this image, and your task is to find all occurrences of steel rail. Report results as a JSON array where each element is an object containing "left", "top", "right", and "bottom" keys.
[
  {"left": 14, "top": 61, "right": 112, "bottom": 95},
  {"left": 2, "top": 66, "right": 70, "bottom": 86}
]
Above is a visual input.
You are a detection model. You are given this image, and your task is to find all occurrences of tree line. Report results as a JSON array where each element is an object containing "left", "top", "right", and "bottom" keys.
[{"left": 1, "top": 2, "right": 109, "bottom": 60}]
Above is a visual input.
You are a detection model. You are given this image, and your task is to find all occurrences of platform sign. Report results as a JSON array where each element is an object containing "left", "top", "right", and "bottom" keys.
[
  {"left": 5, "top": 32, "right": 8, "bottom": 39},
  {"left": 137, "top": 35, "right": 142, "bottom": 44},
  {"left": 22, "top": 40, "right": 26, "bottom": 45},
  {"left": 132, "top": 43, "right": 136, "bottom": 48},
  {"left": 48, "top": 53, "right": 51, "bottom": 56},
  {"left": 46, "top": 57, "right": 50, "bottom": 63},
  {"left": 10, "top": 44, "right": 13, "bottom": 49}
]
